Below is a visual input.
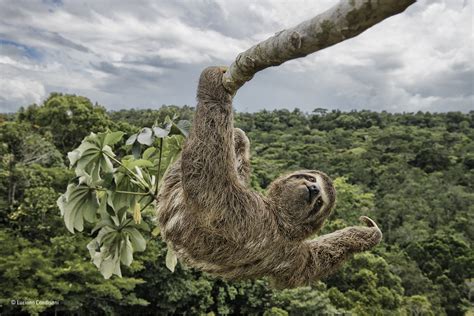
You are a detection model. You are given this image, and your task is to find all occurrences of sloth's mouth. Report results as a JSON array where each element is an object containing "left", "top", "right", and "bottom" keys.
[
  {"left": 308, "top": 196, "right": 324, "bottom": 217},
  {"left": 305, "top": 185, "right": 324, "bottom": 217}
]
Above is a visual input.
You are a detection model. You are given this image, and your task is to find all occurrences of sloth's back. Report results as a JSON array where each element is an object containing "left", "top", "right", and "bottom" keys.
[{"left": 157, "top": 159, "right": 283, "bottom": 278}]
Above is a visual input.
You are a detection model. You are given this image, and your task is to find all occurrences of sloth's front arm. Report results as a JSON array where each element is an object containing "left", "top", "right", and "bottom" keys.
[
  {"left": 272, "top": 216, "right": 382, "bottom": 288},
  {"left": 181, "top": 67, "right": 249, "bottom": 213}
]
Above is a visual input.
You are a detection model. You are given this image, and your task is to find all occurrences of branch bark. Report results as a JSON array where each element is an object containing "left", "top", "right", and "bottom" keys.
[{"left": 222, "top": 0, "right": 416, "bottom": 95}]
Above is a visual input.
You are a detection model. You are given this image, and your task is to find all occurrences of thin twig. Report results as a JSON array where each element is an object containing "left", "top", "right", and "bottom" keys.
[{"left": 139, "top": 199, "right": 155, "bottom": 213}]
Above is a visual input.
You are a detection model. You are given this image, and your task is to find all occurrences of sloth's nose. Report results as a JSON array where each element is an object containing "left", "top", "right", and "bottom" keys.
[{"left": 308, "top": 184, "right": 320, "bottom": 195}]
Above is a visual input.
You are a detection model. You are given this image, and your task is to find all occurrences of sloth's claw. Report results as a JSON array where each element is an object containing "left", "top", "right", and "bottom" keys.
[{"left": 359, "top": 216, "right": 378, "bottom": 228}]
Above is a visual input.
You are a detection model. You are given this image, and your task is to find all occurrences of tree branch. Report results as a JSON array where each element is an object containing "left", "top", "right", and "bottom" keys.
[{"left": 222, "top": 0, "right": 416, "bottom": 94}]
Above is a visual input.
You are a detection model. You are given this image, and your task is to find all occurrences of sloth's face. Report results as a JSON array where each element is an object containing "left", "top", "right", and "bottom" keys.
[{"left": 267, "top": 170, "right": 336, "bottom": 240}]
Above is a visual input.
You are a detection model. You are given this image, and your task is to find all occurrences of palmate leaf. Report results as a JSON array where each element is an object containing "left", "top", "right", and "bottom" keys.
[
  {"left": 125, "top": 118, "right": 189, "bottom": 162},
  {"left": 57, "top": 183, "right": 99, "bottom": 233},
  {"left": 120, "top": 236, "right": 134, "bottom": 266},
  {"left": 152, "top": 126, "right": 170, "bottom": 138},
  {"left": 100, "top": 255, "right": 122, "bottom": 279},
  {"left": 84, "top": 131, "right": 125, "bottom": 148},
  {"left": 125, "top": 134, "right": 138, "bottom": 145},
  {"left": 132, "top": 142, "right": 141, "bottom": 158},
  {"left": 153, "top": 135, "right": 185, "bottom": 181},
  {"left": 137, "top": 128, "right": 154, "bottom": 145},
  {"left": 89, "top": 194, "right": 149, "bottom": 278},
  {"left": 171, "top": 120, "right": 191, "bottom": 138},
  {"left": 142, "top": 147, "right": 156, "bottom": 160},
  {"left": 108, "top": 173, "right": 140, "bottom": 212},
  {"left": 68, "top": 131, "right": 125, "bottom": 183},
  {"left": 165, "top": 244, "right": 178, "bottom": 272},
  {"left": 123, "top": 226, "right": 147, "bottom": 252},
  {"left": 103, "top": 131, "right": 126, "bottom": 146},
  {"left": 77, "top": 143, "right": 114, "bottom": 181},
  {"left": 131, "top": 166, "right": 156, "bottom": 191},
  {"left": 86, "top": 211, "right": 148, "bottom": 279},
  {"left": 60, "top": 119, "right": 188, "bottom": 278},
  {"left": 122, "top": 158, "right": 154, "bottom": 169},
  {"left": 154, "top": 118, "right": 190, "bottom": 138},
  {"left": 87, "top": 233, "right": 122, "bottom": 279}
]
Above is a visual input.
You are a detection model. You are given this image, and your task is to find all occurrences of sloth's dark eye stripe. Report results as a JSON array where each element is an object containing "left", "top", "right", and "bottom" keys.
[
  {"left": 286, "top": 174, "right": 303, "bottom": 180},
  {"left": 289, "top": 174, "right": 317, "bottom": 182}
]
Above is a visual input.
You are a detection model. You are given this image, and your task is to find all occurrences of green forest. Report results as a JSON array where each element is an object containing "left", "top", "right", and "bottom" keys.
[{"left": 1, "top": 93, "right": 473, "bottom": 315}]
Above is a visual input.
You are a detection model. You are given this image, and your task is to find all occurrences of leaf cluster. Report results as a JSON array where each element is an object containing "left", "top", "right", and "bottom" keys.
[{"left": 57, "top": 116, "right": 188, "bottom": 278}]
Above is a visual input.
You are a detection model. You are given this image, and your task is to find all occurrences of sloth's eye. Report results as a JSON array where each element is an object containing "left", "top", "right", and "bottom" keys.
[{"left": 307, "top": 176, "right": 316, "bottom": 182}]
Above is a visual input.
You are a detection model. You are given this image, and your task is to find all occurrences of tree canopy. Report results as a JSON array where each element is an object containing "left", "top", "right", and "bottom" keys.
[{"left": 1, "top": 94, "right": 472, "bottom": 315}]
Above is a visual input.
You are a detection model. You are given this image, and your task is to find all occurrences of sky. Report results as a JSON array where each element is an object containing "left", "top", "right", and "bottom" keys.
[{"left": 0, "top": 0, "right": 472, "bottom": 113}]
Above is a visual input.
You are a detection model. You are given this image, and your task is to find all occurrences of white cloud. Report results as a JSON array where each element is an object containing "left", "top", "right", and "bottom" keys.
[
  {"left": 0, "top": 77, "right": 45, "bottom": 112},
  {"left": 0, "top": 0, "right": 472, "bottom": 112}
]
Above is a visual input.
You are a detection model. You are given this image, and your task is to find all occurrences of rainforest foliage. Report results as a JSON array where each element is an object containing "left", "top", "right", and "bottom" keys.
[{"left": 0, "top": 93, "right": 473, "bottom": 315}]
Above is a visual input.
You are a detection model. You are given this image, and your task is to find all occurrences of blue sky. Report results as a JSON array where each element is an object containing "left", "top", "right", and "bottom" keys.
[{"left": 0, "top": 0, "right": 472, "bottom": 113}]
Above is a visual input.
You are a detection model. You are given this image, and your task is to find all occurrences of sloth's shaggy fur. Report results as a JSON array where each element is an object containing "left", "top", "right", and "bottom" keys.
[{"left": 157, "top": 67, "right": 382, "bottom": 288}]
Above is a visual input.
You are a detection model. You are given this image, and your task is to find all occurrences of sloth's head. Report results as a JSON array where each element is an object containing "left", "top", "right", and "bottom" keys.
[{"left": 267, "top": 170, "right": 336, "bottom": 241}]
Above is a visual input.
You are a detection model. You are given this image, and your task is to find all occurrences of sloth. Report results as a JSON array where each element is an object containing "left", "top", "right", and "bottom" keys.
[{"left": 157, "top": 66, "right": 382, "bottom": 288}]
